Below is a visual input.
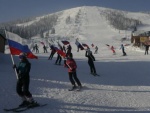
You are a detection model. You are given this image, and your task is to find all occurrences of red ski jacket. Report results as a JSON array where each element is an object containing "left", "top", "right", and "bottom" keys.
[{"left": 65, "top": 58, "right": 77, "bottom": 72}]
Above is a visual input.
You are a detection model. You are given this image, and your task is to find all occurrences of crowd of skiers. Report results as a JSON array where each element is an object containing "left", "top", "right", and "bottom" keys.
[{"left": 12, "top": 39, "right": 134, "bottom": 108}]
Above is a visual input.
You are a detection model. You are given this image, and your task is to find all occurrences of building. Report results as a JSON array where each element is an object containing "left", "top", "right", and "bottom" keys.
[{"left": 131, "top": 30, "right": 150, "bottom": 47}]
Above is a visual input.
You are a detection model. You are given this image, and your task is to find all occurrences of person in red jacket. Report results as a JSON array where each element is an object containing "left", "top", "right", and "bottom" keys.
[{"left": 64, "top": 53, "right": 82, "bottom": 91}]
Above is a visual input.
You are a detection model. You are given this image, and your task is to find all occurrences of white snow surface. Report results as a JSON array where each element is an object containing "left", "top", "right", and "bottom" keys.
[{"left": 1, "top": 6, "right": 150, "bottom": 113}]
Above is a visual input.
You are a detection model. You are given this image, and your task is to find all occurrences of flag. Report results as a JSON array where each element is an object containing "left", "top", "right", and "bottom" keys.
[
  {"left": 40, "top": 41, "right": 45, "bottom": 45},
  {"left": 61, "top": 40, "right": 70, "bottom": 45},
  {"left": 54, "top": 46, "right": 66, "bottom": 57},
  {"left": 82, "top": 43, "right": 89, "bottom": 49},
  {"left": 7, "top": 32, "right": 38, "bottom": 59},
  {"left": 75, "top": 40, "right": 84, "bottom": 50},
  {"left": 8, "top": 39, "right": 38, "bottom": 59}
]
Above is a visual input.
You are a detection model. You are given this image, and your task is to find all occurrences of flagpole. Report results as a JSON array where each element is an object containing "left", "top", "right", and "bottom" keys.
[{"left": 4, "top": 30, "right": 18, "bottom": 79}]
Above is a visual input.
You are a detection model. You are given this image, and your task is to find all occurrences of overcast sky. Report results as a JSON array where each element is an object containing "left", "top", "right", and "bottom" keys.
[{"left": 0, "top": 0, "right": 150, "bottom": 23}]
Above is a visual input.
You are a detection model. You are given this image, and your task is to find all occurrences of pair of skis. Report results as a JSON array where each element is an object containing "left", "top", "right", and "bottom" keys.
[{"left": 3, "top": 103, "right": 47, "bottom": 112}]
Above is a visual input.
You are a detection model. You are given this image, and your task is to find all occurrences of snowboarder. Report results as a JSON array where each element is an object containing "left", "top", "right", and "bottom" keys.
[
  {"left": 85, "top": 49, "right": 97, "bottom": 75},
  {"left": 120, "top": 44, "right": 126, "bottom": 56},
  {"left": 13, "top": 53, "right": 37, "bottom": 107},
  {"left": 64, "top": 53, "right": 82, "bottom": 90}
]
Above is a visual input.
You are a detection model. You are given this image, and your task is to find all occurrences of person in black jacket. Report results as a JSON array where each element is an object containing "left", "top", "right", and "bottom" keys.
[
  {"left": 144, "top": 44, "right": 149, "bottom": 55},
  {"left": 85, "top": 49, "right": 97, "bottom": 75},
  {"left": 13, "top": 53, "right": 37, "bottom": 107}
]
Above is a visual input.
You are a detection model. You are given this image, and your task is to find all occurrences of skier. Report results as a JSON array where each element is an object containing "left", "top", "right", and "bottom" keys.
[
  {"left": 13, "top": 53, "right": 37, "bottom": 107},
  {"left": 64, "top": 53, "right": 82, "bottom": 90},
  {"left": 144, "top": 44, "right": 149, "bottom": 55},
  {"left": 66, "top": 44, "right": 72, "bottom": 57},
  {"left": 120, "top": 44, "right": 126, "bottom": 56},
  {"left": 32, "top": 46, "right": 35, "bottom": 52},
  {"left": 48, "top": 45, "right": 56, "bottom": 60},
  {"left": 94, "top": 46, "right": 98, "bottom": 54},
  {"left": 76, "top": 38, "right": 79, "bottom": 52},
  {"left": 55, "top": 45, "right": 63, "bottom": 65},
  {"left": 85, "top": 49, "right": 97, "bottom": 75},
  {"left": 111, "top": 46, "right": 116, "bottom": 55},
  {"left": 35, "top": 44, "right": 39, "bottom": 53},
  {"left": 43, "top": 45, "right": 48, "bottom": 53}
]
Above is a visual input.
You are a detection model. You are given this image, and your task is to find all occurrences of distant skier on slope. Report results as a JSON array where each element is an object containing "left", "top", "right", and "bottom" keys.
[
  {"left": 55, "top": 44, "right": 63, "bottom": 65},
  {"left": 43, "top": 45, "right": 48, "bottom": 53},
  {"left": 48, "top": 45, "right": 56, "bottom": 60},
  {"left": 111, "top": 46, "right": 116, "bottom": 55},
  {"left": 64, "top": 53, "right": 82, "bottom": 91},
  {"left": 120, "top": 44, "right": 127, "bottom": 56},
  {"left": 94, "top": 46, "right": 98, "bottom": 54},
  {"left": 35, "top": 44, "right": 39, "bottom": 53},
  {"left": 85, "top": 49, "right": 97, "bottom": 76},
  {"left": 144, "top": 44, "right": 149, "bottom": 55},
  {"left": 106, "top": 44, "right": 116, "bottom": 55}
]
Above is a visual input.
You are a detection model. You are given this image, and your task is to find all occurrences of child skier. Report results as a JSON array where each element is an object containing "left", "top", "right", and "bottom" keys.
[
  {"left": 64, "top": 53, "right": 82, "bottom": 91},
  {"left": 13, "top": 53, "right": 37, "bottom": 107}
]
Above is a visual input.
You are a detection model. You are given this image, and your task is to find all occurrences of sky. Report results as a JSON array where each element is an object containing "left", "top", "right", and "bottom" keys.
[{"left": 1, "top": 0, "right": 150, "bottom": 23}]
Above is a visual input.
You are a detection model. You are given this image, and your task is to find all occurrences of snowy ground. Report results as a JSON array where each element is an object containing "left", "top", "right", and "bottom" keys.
[{"left": 1, "top": 41, "right": 150, "bottom": 113}]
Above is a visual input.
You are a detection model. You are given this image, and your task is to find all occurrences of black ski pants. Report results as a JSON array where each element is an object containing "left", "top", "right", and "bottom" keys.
[
  {"left": 88, "top": 61, "right": 96, "bottom": 74},
  {"left": 68, "top": 72, "right": 82, "bottom": 86},
  {"left": 16, "top": 76, "right": 32, "bottom": 98},
  {"left": 55, "top": 54, "right": 62, "bottom": 64}
]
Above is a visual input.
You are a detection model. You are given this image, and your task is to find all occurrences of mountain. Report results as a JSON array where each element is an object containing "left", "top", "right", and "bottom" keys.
[{"left": 1, "top": 6, "right": 150, "bottom": 41}]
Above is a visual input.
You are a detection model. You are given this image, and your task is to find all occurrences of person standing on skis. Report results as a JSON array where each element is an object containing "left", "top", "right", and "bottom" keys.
[
  {"left": 13, "top": 53, "right": 37, "bottom": 107},
  {"left": 85, "top": 49, "right": 97, "bottom": 76},
  {"left": 120, "top": 44, "right": 126, "bottom": 56},
  {"left": 64, "top": 53, "right": 82, "bottom": 91}
]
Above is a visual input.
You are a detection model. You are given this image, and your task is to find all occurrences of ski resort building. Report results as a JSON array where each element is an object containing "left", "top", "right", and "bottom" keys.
[{"left": 131, "top": 31, "right": 150, "bottom": 47}]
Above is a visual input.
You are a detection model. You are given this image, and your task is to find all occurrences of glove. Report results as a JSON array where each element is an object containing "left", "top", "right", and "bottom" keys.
[{"left": 13, "top": 64, "right": 17, "bottom": 69}]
